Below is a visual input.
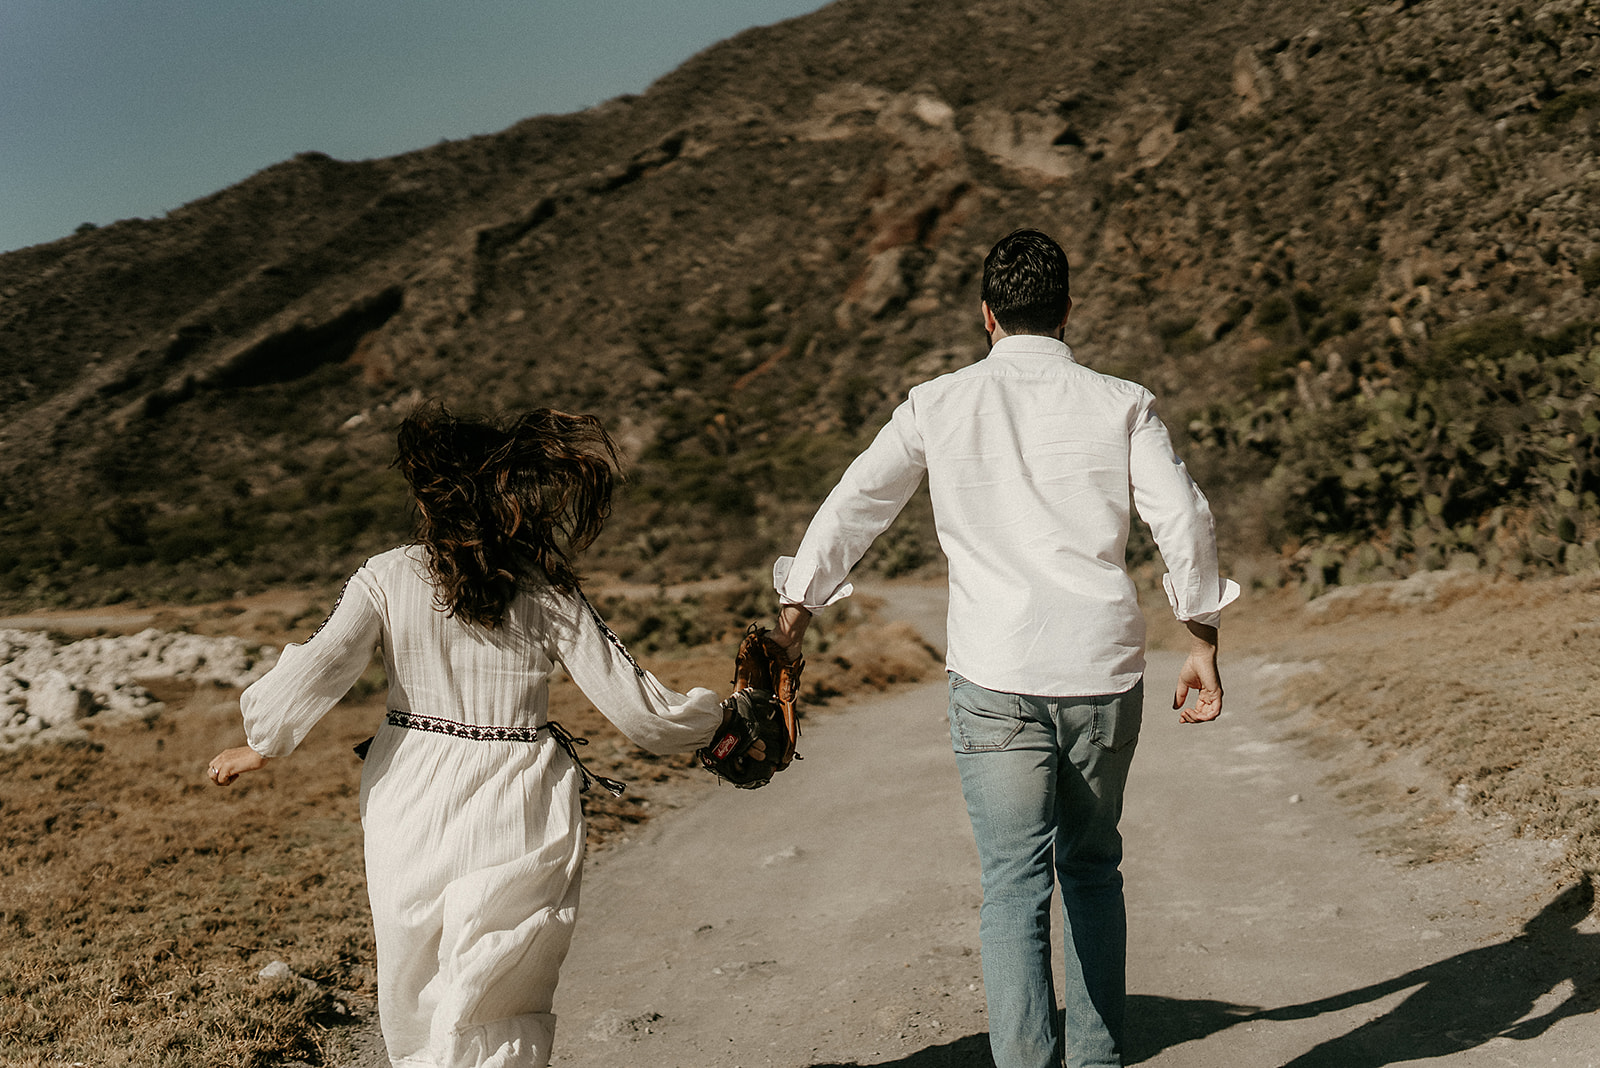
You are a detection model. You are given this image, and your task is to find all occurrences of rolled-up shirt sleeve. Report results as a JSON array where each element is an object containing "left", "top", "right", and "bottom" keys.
[
  {"left": 1128, "top": 395, "right": 1240, "bottom": 627},
  {"left": 242, "top": 569, "right": 384, "bottom": 758},
  {"left": 543, "top": 589, "right": 723, "bottom": 754},
  {"left": 774, "top": 397, "right": 928, "bottom": 609}
]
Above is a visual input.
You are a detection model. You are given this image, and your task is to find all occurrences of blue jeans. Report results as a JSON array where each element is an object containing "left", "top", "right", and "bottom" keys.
[{"left": 947, "top": 672, "right": 1143, "bottom": 1068}]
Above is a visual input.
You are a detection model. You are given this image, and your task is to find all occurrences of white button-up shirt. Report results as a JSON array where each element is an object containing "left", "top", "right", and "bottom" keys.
[{"left": 774, "top": 334, "right": 1239, "bottom": 697}]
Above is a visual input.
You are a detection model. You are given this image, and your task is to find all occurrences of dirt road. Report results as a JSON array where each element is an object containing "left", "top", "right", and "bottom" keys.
[{"left": 349, "top": 586, "right": 1600, "bottom": 1067}]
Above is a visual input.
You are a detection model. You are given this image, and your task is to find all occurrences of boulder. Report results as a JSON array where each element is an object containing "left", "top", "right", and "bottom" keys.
[{"left": 27, "top": 670, "right": 95, "bottom": 728}]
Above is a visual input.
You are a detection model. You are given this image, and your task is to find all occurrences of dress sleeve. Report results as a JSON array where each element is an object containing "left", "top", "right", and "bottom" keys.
[
  {"left": 1127, "top": 393, "right": 1240, "bottom": 627},
  {"left": 772, "top": 395, "right": 928, "bottom": 610},
  {"left": 240, "top": 568, "right": 384, "bottom": 758},
  {"left": 541, "top": 588, "right": 723, "bottom": 754}
]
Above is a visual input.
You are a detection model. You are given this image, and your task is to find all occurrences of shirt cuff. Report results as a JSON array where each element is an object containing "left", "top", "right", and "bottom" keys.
[
  {"left": 1163, "top": 576, "right": 1241, "bottom": 629},
  {"left": 772, "top": 557, "right": 854, "bottom": 610}
]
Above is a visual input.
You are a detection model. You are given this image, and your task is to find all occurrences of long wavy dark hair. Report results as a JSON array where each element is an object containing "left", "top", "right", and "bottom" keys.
[{"left": 395, "top": 403, "right": 619, "bottom": 628}]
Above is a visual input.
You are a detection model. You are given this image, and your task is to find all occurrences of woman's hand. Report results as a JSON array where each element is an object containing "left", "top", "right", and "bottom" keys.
[{"left": 208, "top": 746, "right": 269, "bottom": 786}]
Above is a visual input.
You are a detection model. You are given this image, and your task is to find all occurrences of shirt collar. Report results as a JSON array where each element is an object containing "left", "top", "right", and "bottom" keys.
[{"left": 987, "top": 334, "right": 1075, "bottom": 363}]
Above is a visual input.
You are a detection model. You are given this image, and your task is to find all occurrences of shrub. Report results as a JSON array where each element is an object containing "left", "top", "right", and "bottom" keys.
[
  {"left": 1190, "top": 317, "right": 1600, "bottom": 588},
  {"left": 1579, "top": 254, "right": 1600, "bottom": 293},
  {"left": 1539, "top": 90, "right": 1600, "bottom": 130},
  {"left": 1256, "top": 295, "right": 1292, "bottom": 328}
]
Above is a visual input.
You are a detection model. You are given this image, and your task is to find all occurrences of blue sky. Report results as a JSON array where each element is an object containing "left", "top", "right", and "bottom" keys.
[{"left": 0, "top": 0, "right": 831, "bottom": 253}]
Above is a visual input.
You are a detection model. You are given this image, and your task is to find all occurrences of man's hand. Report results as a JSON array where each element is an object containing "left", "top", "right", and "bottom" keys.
[
  {"left": 773, "top": 603, "right": 811, "bottom": 662},
  {"left": 208, "top": 745, "right": 269, "bottom": 785},
  {"left": 1173, "top": 620, "right": 1223, "bottom": 723}
]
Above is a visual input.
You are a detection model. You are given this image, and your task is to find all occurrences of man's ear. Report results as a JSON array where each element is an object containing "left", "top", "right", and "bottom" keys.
[
  {"left": 1059, "top": 298, "right": 1073, "bottom": 330},
  {"left": 982, "top": 301, "right": 999, "bottom": 335}
]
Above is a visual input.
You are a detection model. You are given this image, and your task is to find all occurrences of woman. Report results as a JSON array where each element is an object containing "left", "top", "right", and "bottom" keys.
[{"left": 208, "top": 404, "right": 729, "bottom": 1068}]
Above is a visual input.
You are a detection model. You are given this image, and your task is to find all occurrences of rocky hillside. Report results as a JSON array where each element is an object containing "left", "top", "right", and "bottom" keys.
[{"left": 3, "top": 0, "right": 1599, "bottom": 608}]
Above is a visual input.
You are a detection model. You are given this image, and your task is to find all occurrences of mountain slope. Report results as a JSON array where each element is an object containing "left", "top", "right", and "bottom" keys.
[{"left": 3, "top": 0, "right": 1598, "bottom": 606}]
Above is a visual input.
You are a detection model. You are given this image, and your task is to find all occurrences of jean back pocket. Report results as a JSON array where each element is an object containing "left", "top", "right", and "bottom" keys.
[
  {"left": 1088, "top": 681, "right": 1144, "bottom": 753},
  {"left": 948, "top": 673, "right": 1025, "bottom": 752}
]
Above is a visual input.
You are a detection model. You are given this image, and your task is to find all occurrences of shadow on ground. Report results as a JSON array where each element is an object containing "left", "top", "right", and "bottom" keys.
[
  {"left": 1125, "top": 995, "right": 1261, "bottom": 1062},
  {"left": 1252, "top": 875, "right": 1600, "bottom": 1067},
  {"left": 805, "top": 994, "right": 1260, "bottom": 1066},
  {"left": 807, "top": 1032, "right": 995, "bottom": 1068}
]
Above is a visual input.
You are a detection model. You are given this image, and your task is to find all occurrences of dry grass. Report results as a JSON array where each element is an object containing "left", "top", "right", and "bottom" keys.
[
  {"left": 0, "top": 680, "right": 378, "bottom": 1066},
  {"left": 1227, "top": 572, "right": 1600, "bottom": 878},
  {"left": 0, "top": 580, "right": 943, "bottom": 1066}
]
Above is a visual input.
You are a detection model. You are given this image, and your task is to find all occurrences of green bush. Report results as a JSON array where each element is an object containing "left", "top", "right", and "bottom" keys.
[
  {"left": 1256, "top": 295, "right": 1292, "bottom": 328},
  {"left": 1539, "top": 90, "right": 1600, "bottom": 130},
  {"left": 1579, "top": 254, "right": 1600, "bottom": 294},
  {"left": 1191, "top": 316, "right": 1600, "bottom": 588}
]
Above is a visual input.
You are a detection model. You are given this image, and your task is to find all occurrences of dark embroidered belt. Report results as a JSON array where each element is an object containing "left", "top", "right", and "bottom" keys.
[
  {"left": 350, "top": 710, "right": 626, "bottom": 797},
  {"left": 385, "top": 709, "right": 543, "bottom": 742}
]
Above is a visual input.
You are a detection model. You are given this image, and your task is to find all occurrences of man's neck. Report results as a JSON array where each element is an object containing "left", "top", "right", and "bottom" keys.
[{"left": 988, "top": 329, "right": 1065, "bottom": 345}]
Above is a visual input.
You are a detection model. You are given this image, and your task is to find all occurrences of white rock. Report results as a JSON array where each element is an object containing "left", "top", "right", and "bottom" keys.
[
  {"left": 0, "top": 625, "right": 277, "bottom": 749},
  {"left": 28, "top": 670, "right": 95, "bottom": 727}
]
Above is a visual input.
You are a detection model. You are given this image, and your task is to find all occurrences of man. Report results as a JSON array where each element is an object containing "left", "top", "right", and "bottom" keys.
[{"left": 770, "top": 229, "right": 1237, "bottom": 1068}]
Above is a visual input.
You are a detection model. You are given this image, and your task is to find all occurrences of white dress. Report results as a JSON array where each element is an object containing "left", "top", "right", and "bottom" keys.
[{"left": 239, "top": 545, "right": 723, "bottom": 1068}]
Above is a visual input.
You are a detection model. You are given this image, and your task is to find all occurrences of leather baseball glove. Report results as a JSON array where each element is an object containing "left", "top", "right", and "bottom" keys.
[{"left": 697, "top": 624, "right": 803, "bottom": 788}]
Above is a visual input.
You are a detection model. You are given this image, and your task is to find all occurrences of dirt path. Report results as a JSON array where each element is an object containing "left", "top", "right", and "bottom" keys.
[
  {"left": 1118, "top": 657, "right": 1597, "bottom": 1068},
  {"left": 346, "top": 586, "right": 1600, "bottom": 1067}
]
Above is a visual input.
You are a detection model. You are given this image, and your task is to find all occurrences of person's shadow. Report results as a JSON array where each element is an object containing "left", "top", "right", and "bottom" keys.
[
  {"left": 803, "top": 994, "right": 1259, "bottom": 1066},
  {"left": 805, "top": 877, "right": 1600, "bottom": 1067},
  {"left": 1256, "top": 875, "right": 1600, "bottom": 1066}
]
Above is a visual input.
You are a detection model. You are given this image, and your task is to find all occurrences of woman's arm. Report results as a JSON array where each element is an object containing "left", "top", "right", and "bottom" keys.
[
  {"left": 543, "top": 588, "right": 724, "bottom": 754},
  {"left": 206, "top": 569, "right": 384, "bottom": 783}
]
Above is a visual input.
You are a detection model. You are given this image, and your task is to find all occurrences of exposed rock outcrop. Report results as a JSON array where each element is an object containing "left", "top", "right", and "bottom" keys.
[{"left": 0, "top": 628, "right": 279, "bottom": 750}]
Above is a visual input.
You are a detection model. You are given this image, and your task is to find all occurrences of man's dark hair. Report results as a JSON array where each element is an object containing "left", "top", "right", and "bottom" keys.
[{"left": 981, "top": 229, "right": 1071, "bottom": 335}]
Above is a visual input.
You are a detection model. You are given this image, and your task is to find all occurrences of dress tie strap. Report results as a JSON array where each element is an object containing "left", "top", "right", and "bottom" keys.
[{"left": 544, "top": 721, "right": 627, "bottom": 798}]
